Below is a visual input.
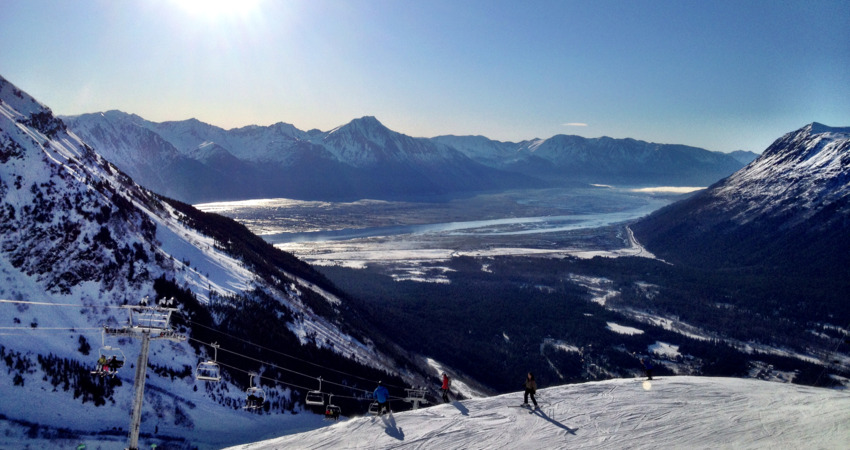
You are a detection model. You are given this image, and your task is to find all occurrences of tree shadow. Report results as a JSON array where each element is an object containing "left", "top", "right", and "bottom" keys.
[
  {"left": 531, "top": 409, "right": 577, "bottom": 435},
  {"left": 381, "top": 414, "right": 405, "bottom": 441}
]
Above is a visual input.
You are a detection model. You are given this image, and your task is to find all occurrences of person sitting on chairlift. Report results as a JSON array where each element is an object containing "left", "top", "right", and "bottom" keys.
[
  {"left": 325, "top": 407, "right": 340, "bottom": 420},
  {"left": 96, "top": 355, "right": 106, "bottom": 374}
]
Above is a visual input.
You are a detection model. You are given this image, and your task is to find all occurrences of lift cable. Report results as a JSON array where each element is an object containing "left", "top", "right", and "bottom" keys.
[
  {"left": 2, "top": 298, "right": 415, "bottom": 395},
  {"left": 190, "top": 336, "right": 404, "bottom": 398},
  {"left": 184, "top": 318, "right": 409, "bottom": 390}
]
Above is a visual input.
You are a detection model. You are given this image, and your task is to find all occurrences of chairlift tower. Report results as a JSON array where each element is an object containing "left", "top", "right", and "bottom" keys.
[
  {"left": 404, "top": 387, "right": 429, "bottom": 410},
  {"left": 105, "top": 302, "right": 186, "bottom": 450}
]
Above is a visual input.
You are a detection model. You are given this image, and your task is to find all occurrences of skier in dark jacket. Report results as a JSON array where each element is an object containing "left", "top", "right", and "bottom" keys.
[
  {"left": 373, "top": 381, "right": 391, "bottom": 415},
  {"left": 523, "top": 372, "right": 538, "bottom": 408},
  {"left": 441, "top": 373, "right": 451, "bottom": 403},
  {"left": 641, "top": 358, "right": 654, "bottom": 380}
]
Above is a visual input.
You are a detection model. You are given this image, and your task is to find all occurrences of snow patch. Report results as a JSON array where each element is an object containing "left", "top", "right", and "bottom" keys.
[
  {"left": 648, "top": 341, "right": 680, "bottom": 359},
  {"left": 606, "top": 322, "right": 644, "bottom": 335}
]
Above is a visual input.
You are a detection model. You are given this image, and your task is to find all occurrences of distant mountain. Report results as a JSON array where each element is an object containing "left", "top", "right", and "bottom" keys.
[
  {"left": 632, "top": 122, "right": 850, "bottom": 283},
  {"left": 65, "top": 112, "right": 751, "bottom": 204},
  {"left": 434, "top": 134, "right": 751, "bottom": 186},
  {"left": 63, "top": 113, "right": 543, "bottom": 203},
  {"left": 729, "top": 149, "right": 760, "bottom": 165},
  {"left": 0, "top": 75, "right": 426, "bottom": 447}
]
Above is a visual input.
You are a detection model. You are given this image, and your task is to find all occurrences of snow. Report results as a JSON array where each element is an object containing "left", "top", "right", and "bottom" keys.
[
  {"left": 647, "top": 341, "right": 680, "bottom": 359},
  {"left": 606, "top": 322, "right": 645, "bottom": 336},
  {"left": 228, "top": 376, "right": 850, "bottom": 450},
  {"left": 541, "top": 338, "right": 581, "bottom": 354},
  {"left": 628, "top": 186, "right": 704, "bottom": 194},
  {"left": 712, "top": 123, "right": 850, "bottom": 225},
  {"left": 425, "top": 358, "right": 488, "bottom": 400}
]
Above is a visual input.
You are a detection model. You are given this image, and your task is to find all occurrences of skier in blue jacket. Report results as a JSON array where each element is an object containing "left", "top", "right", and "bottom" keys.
[{"left": 373, "top": 381, "right": 391, "bottom": 415}]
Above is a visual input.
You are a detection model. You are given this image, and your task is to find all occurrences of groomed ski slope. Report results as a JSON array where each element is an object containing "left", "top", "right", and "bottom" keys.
[{"left": 227, "top": 376, "right": 850, "bottom": 450}]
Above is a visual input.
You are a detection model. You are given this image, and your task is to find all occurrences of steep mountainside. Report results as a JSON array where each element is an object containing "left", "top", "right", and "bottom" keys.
[
  {"left": 632, "top": 123, "right": 850, "bottom": 271},
  {"left": 631, "top": 123, "right": 850, "bottom": 321},
  {"left": 0, "top": 75, "right": 426, "bottom": 448}
]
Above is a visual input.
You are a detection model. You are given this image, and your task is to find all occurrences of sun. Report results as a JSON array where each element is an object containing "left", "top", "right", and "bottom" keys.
[{"left": 172, "top": 0, "right": 262, "bottom": 19}]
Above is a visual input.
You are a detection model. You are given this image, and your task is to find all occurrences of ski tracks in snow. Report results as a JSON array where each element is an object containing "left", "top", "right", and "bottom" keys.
[{"left": 230, "top": 376, "right": 850, "bottom": 450}]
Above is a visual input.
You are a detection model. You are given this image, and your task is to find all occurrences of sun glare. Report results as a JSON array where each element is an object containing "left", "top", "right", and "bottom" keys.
[{"left": 173, "top": 0, "right": 262, "bottom": 19}]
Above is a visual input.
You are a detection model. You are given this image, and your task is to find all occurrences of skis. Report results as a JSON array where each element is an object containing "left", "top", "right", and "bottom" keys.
[{"left": 510, "top": 403, "right": 540, "bottom": 410}]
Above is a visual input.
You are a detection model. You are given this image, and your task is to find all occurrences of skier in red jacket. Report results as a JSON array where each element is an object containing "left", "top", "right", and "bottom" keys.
[{"left": 441, "top": 373, "right": 451, "bottom": 403}]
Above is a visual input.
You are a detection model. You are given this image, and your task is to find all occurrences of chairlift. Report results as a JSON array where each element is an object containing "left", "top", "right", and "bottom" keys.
[
  {"left": 92, "top": 345, "right": 126, "bottom": 377},
  {"left": 368, "top": 401, "right": 381, "bottom": 416},
  {"left": 91, "top": 330, "right": 126, "bottom": 377},
  {"left": 244, "top": 372, "right": 266, "bottom": 410},
  {"left": 405, "top": 387, "right": 427, "bottom": 401},
  {"left": 305, "top": 376, "right": 325, "bottom": 406},
  {"left": 324, "top": 394, "right": 341, "bottom": 421},
  {"left": 195, "top": 343, "right": 221, "bottom": 382}
]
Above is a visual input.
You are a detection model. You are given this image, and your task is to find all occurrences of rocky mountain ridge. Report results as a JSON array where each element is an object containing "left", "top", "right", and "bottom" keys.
[{"left": 64, "top": 111, "right": 755, "bottom": 203}]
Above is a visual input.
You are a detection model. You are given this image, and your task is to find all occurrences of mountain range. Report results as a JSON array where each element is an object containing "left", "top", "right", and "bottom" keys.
[{"left": 63, "top": 112, "right": 757, "bottom": 204}]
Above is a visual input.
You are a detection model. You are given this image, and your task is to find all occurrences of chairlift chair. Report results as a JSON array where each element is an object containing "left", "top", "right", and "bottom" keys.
[
  {"left": 91, "top": 332, "right": 126, "bottom": 377},
  {"left": 405, "top": 388, "right": 426, "bottom": 400},
  {"left": 305, "top": 376, "right": 325, "bottom": 406},
  {"left": 368, "top": 401, "right": 381, "bottom": 415},
  {"left": 195, "top": 343, "right": 222, "bottom": 382},
  {"left": 324, "top": 395, "right": 341, "bottom": 421},
  {"left": 244, "top": 372, "right": 266, "bottom": 410}
]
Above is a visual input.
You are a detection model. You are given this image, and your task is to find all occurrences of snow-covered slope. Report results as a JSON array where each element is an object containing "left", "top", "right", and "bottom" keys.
[
  {"left": 713, "top": 122, "right": 850, "bottom": 225},
  {"left": 632, "top": 122, "right": 850, "bottom": 272},
  {"left": 0, "top": 75, "right": 412, "bottom": 448},
  {"left": 230, "top": 376, "right": 850, "bottom": 450}
]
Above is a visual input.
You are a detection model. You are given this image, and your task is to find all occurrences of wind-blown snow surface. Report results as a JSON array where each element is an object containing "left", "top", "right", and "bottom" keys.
[{"left": 229, "top": 377, "right": 850, "bottom": 450}]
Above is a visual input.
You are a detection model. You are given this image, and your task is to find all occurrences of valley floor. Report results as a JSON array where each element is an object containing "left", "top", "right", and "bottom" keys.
[{"left": 227, "top": 376, "right": 850, "bottom": 450}]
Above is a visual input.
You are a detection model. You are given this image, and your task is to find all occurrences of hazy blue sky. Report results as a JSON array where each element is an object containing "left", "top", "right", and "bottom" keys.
[{"left": 2, "top": 0, "right": 848, "bottom": 152}]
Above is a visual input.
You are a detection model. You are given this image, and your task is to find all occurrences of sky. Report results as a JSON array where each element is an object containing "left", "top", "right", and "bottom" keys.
[{"left": 1, "top": 0, "right": 848, "bottom": 153}]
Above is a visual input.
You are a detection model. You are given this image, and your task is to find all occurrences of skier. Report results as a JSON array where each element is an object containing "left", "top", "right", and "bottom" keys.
[
  {"left": 641, "top": 358, "right": 654, "bottom": 380},
  {"left": 523, "top": 372, "right": 538, "bottom": 409},
  {"left": 96, "top": 355, "right": 107, "bottom": 375},
  {"left": 441, "top": 373, "right": 451, "bottom": 403},
  {"left": 373, "top": 381, "right": 391, "bottom": 415}
]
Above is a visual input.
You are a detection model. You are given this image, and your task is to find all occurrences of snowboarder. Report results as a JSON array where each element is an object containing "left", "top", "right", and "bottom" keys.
[
  {"left": 523, "top": 372, "right": 538, "bottom": 408},
  {"left": 641, "top": 358, "right": 653, "bottom": 380},
  {"left": 373, "top": 381, "right": 391, "bottom": 415},
  {"left": 441, "top": 373, "right": 451, "bottom": 403},
  {"left": 96, "top": 355, "right": 107, "bottom": 374}
]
